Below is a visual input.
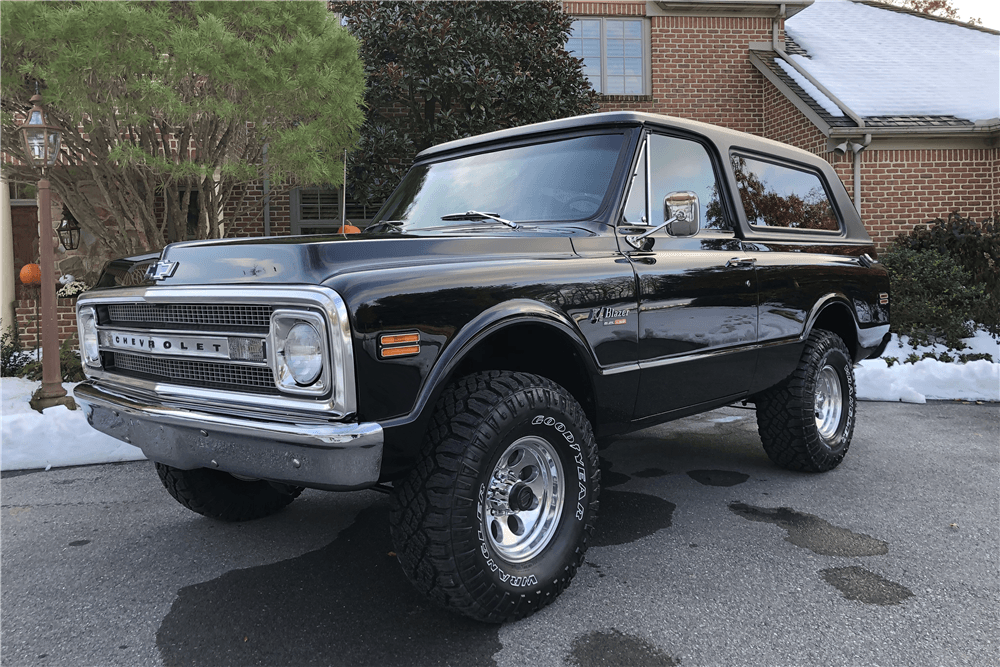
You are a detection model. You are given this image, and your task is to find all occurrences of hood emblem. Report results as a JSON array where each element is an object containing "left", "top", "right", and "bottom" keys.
[{"left": 146, "top": 260, "right": 179, "bottom": 281}]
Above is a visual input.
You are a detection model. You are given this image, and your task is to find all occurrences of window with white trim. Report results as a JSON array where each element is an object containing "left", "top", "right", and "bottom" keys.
[
  {"left": 291, "top": 187, "right": 341, "bottom": 235},
  {"left": 567, "top": 18, "right": 649, "bottom": 96}
]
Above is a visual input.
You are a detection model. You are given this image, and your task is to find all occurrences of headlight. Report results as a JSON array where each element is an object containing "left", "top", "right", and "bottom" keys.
[
  {"left": 271, "top": 310, "right": 330, "bottom": 396},
  {"left": 285, "top": 323, "right": 323, "bottom": 385},
  {"left": 77, "top": 306, "right": 101, "bottom": 368}
]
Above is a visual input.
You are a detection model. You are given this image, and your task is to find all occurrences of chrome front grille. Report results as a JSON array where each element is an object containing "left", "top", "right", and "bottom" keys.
[
  {"left": 111, "top": 352, "right": 277, "bottom": 393},
  {"left": 107, "top": 303, "right": 273, "bottom": 330},
  {"left": 78, "top": 285, "right": 355, "bottom": 417}
]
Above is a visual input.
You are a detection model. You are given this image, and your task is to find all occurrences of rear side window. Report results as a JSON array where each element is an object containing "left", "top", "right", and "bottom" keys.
[{"left": 731, "top": 154, "right": 840, "bottom": 232}]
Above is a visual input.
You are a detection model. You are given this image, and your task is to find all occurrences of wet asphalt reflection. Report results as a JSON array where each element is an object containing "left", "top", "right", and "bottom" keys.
[{"left": 1, "top": 402, "right": 996, "bottom": 666}]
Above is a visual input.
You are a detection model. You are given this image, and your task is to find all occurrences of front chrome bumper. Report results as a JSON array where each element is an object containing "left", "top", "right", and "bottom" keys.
[{"left": 74, "top": 382, "right": 383, "bottom": 491}]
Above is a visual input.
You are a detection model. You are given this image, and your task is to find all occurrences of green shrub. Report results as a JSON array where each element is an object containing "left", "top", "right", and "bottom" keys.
[
  {"left": 892, "top": 211, "right": 999, "bottom": 337},
  {"left": 880, "top": 246, "right": 984, "bottom": 350},
  {"left": 1, "top": 324, "right": 31, "bottom": 377},
  {"left": 21, "top": 335, "right": 85, "bottom": 383}
]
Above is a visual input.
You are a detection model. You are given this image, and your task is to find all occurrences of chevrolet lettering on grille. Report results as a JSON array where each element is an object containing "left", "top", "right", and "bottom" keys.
[{"left": 100, "top": 330, "right": 232, "bottom": 360}]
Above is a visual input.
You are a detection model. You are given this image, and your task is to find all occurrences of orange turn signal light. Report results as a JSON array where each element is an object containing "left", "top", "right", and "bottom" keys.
[
  {"left": 380, "top": 344, "right": 420, "bottom": 358},
  {"left": 380, "top": 332, "right": 420, "bottom": 346}
]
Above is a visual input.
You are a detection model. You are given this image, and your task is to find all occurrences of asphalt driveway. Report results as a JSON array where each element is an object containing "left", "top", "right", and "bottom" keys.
[{"left": 2, "top": 401, "right": 997, "bottom": 667}]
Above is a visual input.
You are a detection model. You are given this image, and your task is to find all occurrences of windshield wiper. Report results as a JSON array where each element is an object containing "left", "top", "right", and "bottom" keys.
[
  {"left": 440, "top": 210, "right": 520, "bottom": 230},
  {"left": 366, "top": 220, "right": 406, "bottom": 233}
]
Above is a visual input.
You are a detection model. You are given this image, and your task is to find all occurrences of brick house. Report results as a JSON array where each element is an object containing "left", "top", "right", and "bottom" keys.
[
  {"left": 562, "top": 0, "right": 998, "bottom": 246},
  {"left": 3, "top": 0, "right": 997, "bottom": 347}
]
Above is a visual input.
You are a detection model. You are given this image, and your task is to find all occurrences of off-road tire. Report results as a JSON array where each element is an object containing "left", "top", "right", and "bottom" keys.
[
  {"left": 155, "top": 463, "right": 303, "bottom": 521},
  {"left": 390, "top": 371, "right": 600, "bottom": 623},
  {"left": 754, "top": 329, "right": 857, "bottom": 472}
]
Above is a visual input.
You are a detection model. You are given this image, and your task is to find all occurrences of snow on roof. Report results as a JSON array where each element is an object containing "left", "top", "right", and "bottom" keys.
[
  {"left": 785, "top": 0, "right": 1000, "bottom": 122},
  {"left": 776, "top": 59, "right": 845, "bottom": 117}
]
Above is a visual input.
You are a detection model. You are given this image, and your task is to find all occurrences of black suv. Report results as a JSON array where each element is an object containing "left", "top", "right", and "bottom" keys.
[{"left": 75, "top": 112, "right": 891, "bottom": 622}]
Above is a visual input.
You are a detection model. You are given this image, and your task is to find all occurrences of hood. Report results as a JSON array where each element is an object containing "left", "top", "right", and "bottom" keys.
[{"left": 134, "top": 227, "right": 589, "bottom": 287}]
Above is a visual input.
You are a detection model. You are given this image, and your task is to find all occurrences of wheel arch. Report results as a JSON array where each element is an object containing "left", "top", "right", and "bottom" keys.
[
  {"left": 803, "top": 294, "right": 860, "bottom": 361},
  {"left": 379, "top": 300, "right": 601, "bottom": 473}
]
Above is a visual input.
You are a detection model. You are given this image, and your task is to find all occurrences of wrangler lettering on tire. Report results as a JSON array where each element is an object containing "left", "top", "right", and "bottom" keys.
[{"left": 389, "top": 371, "right": 600, "bottom": 623}]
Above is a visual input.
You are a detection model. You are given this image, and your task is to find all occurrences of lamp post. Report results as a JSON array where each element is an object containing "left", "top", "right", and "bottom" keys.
[{"left": 19, "top": 93, "right": 73, "bottom": 411}]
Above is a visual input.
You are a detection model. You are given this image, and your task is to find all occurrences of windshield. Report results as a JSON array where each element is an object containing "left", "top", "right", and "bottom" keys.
[{"left": 373, "top": 133, "right": 627, "bottom": 229}]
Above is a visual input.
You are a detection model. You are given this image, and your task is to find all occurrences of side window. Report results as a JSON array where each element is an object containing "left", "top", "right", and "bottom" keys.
[
  {"left": 621, "top": 141, "right": 647, "bottom": 225},
  {"left": 648, "top": 134, "right": 729, "bottom": 233},
  {"left": 731, "top": 154, "right": 840, "bottom": 231}
]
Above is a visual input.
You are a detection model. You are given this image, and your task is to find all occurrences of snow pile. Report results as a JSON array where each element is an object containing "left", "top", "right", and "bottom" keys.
[
  {"left": 786, "top": 0, "right": 1000, "bottom": 122},
  {"left": 856, "top": 330, "right": 1000, "bottom": 403},
  {"left": 0, "top": 377, "right": 146, "bottom": 471}
]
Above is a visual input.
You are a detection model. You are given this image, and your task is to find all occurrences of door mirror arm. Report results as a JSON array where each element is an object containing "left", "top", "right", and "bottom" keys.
[{"left": 625, "top": 216, "right": 677, "bottom": 249}]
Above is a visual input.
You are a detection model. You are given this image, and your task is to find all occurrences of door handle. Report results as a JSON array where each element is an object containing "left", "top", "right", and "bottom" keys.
[{"left": 726, "top": 257, "right": 756, "bottom": 268}]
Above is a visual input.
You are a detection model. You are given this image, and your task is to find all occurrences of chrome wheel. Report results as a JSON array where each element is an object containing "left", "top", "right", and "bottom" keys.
[
  {"left": 484, "top": 435, "right": 564, "bottom": 564},
  {"left": 814, "top": 364, "right": 843, "bottom": 441}
]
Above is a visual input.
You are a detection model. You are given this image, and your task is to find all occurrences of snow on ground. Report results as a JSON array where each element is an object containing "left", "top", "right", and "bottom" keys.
[
  {"left": 856, "top": 329, "right": 1000, "bottom": 404},
  {"left": 1, "top": 378, "right": 145, "bottom": 472},
  {"left": 2, "top": 330, "right": 997, "bottom": 471},
  {"left": 786, "top": 0, "right": 1000, "bottom": 122}
]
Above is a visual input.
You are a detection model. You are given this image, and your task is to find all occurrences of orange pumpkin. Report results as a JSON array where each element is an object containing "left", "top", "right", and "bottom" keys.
[
  {"left": 337, "top": 224, "right": 361, "bottom": 234},
  {"left": 19, "top": 263, "right": 41, "bottom": 285}
]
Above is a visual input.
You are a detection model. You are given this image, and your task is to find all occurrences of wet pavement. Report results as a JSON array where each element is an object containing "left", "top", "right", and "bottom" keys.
[{"left": 2, "top": 401, "right": 997, "bottom": 666}]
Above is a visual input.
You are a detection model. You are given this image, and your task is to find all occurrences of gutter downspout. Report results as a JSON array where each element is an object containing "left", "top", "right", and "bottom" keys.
[{"left": 852, "top": 134, "right": 872, "bottom": 216}]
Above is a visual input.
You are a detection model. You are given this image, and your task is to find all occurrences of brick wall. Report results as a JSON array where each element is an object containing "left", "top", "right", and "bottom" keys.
[
  {"left": 224, "top": 181, "right": 292, "bottom": 238},
  {"left": 590, "top": 9, "right": 775, "bottom": 136},
  {"left": 761, "top": 77, "right": 828, "bottom": 156},
  {"left": 14, "top": 296, "right": 78, "bottom": 350},
  {"left": 850, "top": 148, "right": 999, "bottom": 247}
]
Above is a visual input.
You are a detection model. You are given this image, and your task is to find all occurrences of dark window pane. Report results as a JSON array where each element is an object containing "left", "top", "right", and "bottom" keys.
[
  {"left": 299, "top": 188, "right": 339, "bottom": 221},
  {"left": 732, "top": 155, "right": 839, "bottom": 231}
]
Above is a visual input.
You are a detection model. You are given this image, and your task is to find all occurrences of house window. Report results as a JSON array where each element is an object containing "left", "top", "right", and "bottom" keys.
[
  {"left": 8, "top": 181, "right": 37, "bottom": 205},
  {"left": 291, "top": 186, "right": 341, "bottom": 235},
  {"left": 567, "top": 18, "right": 649, "bottom": 96}
]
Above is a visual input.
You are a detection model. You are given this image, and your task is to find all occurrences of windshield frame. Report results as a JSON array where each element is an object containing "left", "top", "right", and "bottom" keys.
[{"left": 370, "top": 128, "right": 639, "bottom": 231}]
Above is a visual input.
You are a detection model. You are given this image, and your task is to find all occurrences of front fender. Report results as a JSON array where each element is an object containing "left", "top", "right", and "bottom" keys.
[{"left": 375, "top": 299, "right": 601, "bottom": 473}]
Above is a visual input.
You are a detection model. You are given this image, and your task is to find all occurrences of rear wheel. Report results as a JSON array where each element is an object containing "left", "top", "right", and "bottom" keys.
[
  {"left": 754, "top": 329, "right": 857, "bottom": 472},
  {"left": 390, "top": 371, "right": 600, "bottom": 623},
  {"left": 155, "top": 464, "right": 303, "bottom": 521}
]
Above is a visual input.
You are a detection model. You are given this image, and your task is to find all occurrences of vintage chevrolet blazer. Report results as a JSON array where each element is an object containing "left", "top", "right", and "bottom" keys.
[{"left": 74, "top": 111, "right": 890, "bottom": 622}]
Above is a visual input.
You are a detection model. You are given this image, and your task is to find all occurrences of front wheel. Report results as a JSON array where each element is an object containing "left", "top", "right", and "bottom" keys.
[
  {"left": 754, "top": 329, "right": 857, "bottom": 472},
  {"left": 390, "top": 371, "right": 600, "bottom": 623}
]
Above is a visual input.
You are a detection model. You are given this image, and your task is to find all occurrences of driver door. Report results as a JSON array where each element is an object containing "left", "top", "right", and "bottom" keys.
[{"left": 619, "top": 132, "right": 759, "bottom": 420}]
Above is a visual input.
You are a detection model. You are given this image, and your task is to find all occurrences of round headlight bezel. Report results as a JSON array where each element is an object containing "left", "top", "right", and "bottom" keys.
[
  {"left": 271, "top": 310, "right": 331, "bottom": 397},
  {"left": 284, "top": 322, "right": 323, "bottom": 386}
]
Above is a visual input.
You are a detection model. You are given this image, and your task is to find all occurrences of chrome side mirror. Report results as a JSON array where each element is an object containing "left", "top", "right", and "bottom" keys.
[{"left": 664, "top": 191, "right": 699, "bottom": 236}]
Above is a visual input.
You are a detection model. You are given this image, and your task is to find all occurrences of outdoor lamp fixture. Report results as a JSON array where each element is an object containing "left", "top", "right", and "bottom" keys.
[
  {"left": 18, "top": 92, "right": 72, "bottom": 410},
  {"left": 58, "top": 206, "right": 81, "bottom": 251},
  {"left": 20, "top": 94, "right": 62, "bottom": 169}
]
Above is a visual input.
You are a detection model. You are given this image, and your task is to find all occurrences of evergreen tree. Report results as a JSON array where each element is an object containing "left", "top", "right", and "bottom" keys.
[
  {"left": 332, "top": 0, "right": 598, "bottom": 207},
  {"left": 1, "top": 1, "right": 365, "bottom": 255}
]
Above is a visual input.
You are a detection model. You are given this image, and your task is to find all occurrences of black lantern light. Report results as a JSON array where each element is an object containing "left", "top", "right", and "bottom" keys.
[
  {"left": 19, "top": 94, "right": 62, "bottom": 169},
  {"left": 58, "top": 206, "right": 81, "bottom": 251}
]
